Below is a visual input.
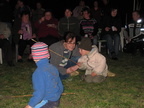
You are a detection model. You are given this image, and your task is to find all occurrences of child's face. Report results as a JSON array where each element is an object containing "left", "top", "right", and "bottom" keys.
[{"left": 79, "top": 48, "right": 87, "bottom": 56}]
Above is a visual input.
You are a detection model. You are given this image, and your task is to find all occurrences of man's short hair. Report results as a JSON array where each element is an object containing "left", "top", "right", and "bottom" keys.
[
  {"left": 132, "top": 10, "right": 141, "bottom": 16},
  {"left": 81, "top": 7, "right": 91, "bottom": 14},
  {"left": 20, "top": 11, "right": 30, "bottom": 18},
  {"left": 63, "top": 31, "right": 77, "bottom": 42}
]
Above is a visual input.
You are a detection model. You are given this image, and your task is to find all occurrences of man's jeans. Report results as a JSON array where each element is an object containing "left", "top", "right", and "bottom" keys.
[
  {"left": 105, "top": 34, "right": 120, "bottom": 56},
  {"left": 59, "top": 56, "right": 80, "bottom": 80}
]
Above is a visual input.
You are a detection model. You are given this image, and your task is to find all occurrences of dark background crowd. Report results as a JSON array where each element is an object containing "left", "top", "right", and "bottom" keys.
[
  {"left": 0, "top": 0, "right": 144, "bottom": 66},
  {"left": 1, "top": 0, "right": 144, "bottom": 26}
]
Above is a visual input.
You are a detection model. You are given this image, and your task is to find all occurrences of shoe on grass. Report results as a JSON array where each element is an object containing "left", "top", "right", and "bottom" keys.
[
  {"left": 70, "top": 71, "right": 79, "bottom": 76},
  {"left": 18, "top": 59, "right": 23, "bottom": 62},
  {"left": 107, "top": 70, "right": 116, "bottom": 77}
]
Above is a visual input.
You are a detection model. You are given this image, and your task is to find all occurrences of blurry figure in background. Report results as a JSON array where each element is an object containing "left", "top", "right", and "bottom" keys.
[
  {"left": 73, "top": 0, "right": 89, "bottom": 20},
  {"left": 34, "top": 10, "right": 60, "bottom": 46},
  {"left": 101, "top": 0, "right": 111, "bottom": 17},
  {"left": 80, "top": 7, "right": 98, "bottom": 45},
  {"left": 0, "top": 0, "right": 13, "bottom": 28},
  {"left": 124, "top": 10, "right": 144, "bottom": 41},
  {"left": 13, "top": 0, "right": 31, "bottom": 20},
  {"left": 12, "top": 11, "right": 36, "bottom": 62},
  {"left": 58, "top": 8, "right": 80, "bottom": 41},
  {"left": 0, "top": 21, "right": 14, "bottom": 66},
  {"left": 91, "top": 0, "right": 102, "bottom": 27},
  {"left": 49, "top": 31, "right": 80, "bottom": 80},
  {"left": 32, "top": 2, "right": 45, "bottom": 25},
  {"left": 25, "top": 42, "right": 63, "bottom": 108},
  {"left": 102, "top": 7, "right": 121, "bottom": 60},
  {"left": 123, "top": 10, "right": 144, "bottom": 55},
  {"left": 68, "top": 37, "right": 108, "bottom": 83},
  {"left": 0, "top": 0, "right": 13, "bottom": 43}
]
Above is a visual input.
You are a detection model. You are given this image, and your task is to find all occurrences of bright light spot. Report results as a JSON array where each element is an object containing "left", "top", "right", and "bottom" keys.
[{"left": 137, "top": 19, "right": 142, "bottom": 23}]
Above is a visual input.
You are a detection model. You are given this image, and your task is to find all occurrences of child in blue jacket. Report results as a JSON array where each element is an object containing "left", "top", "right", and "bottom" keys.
[{"left": 25, "top": 42, "right": 63, "bottom": 108}]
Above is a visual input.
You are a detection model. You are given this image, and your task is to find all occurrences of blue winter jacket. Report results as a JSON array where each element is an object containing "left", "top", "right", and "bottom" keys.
[{"left": 28, "top": 58, "right": 64, "bottom": 107}]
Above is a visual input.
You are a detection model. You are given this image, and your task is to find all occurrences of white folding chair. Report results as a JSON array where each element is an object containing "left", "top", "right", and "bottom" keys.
[
  {"left": 119, "top": 27, "right": 126, "bottom": 52},
  {"left": 98, "top": 40, "right": 107, "bottom": 52}
]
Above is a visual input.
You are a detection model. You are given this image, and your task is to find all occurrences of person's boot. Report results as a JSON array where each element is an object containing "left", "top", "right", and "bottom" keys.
[
  {"left": 7, "top": 61, "right": 15, "bottom": 67},
  {"left": 17, "top": 55, "right": 23, "bottom": 62},
  {"left": 111, "top": 52, "right": 118, "bottom": 60}
]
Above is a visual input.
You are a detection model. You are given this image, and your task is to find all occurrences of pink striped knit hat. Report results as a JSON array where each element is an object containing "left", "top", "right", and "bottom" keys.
[{"left": 31, "top": 42, "right": 50, "bottom": 60}]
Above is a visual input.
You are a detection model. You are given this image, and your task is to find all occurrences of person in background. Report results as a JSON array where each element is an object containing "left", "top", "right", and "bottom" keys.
[
  {"left": 58, "top": 8, "right": 80, "bottom": 41},
  {"left": 67, "top": 37, "right": 108, "bottom": 83},
  {"left": 34, "top": 10, "right": 60, "bottom": 46},
  {"left": 25, "top": 42, "right": 63, "bottom": 108},
  {"left": 73, "top": 0, "right": 89, "bottom": 20},
  {"left": 0, "top": 21, "right": 14, "bottom": 66},
  {"left": 80, "top": 7, "right": 98, "bottom": 45},
  {"left": 0, "top": 0, "right": 13, "bottom": 43},
  {"left": 13, "top": 0, "right": 31, "bottom": 20},
  {"left": 124, "top": 10, "right": 144, "bottom": 41},
  {"left": 49, "top": 31, "right": 80, "bottom": 80},
  {"left": 12, "top": 11, "right": 36, "bottom": 62},
  {"left": 32, "top": 2, "right": 45, "bottom": 25},
  {"left": 123, "top": 10, "right": 144, "bottom": 55},
  {"left": 90, "top": 0, "right": 102, "bottom": 27},
  {"left": 101, "top": 0, "right": 111, "bottom": 17},
  {"left": 102, "top": 7, "right": 121, "bottom": 60}
]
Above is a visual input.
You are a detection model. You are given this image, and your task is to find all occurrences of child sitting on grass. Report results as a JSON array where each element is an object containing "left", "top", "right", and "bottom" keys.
[
  {"left": 25, "top": 42, "right": 63, "bottom": 108},
  {"left": 68, "top": 37, "right": 108, "bottom": 83}
]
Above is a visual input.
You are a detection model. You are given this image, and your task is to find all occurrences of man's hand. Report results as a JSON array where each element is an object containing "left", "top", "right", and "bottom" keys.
[
  {"left": 18, "top": 29, "right": 23, "bottom": 34},
  {"left": 91, "top": 72, "right": 96, "bottom": 77},
  {"left": 66, "top": 67, "right": 73, "bottom": 74},
  {"left": 127, "top": 37, "right": 131, "bottom": 42},
  {"left": 66, "top": 65, "right": 79, "bottom": 74},
  {"left": 32, "top": 34, "right": 36, "bottom": 38},
  {"left": 25, "top": 105, "right": 32, "bottom": 108}
]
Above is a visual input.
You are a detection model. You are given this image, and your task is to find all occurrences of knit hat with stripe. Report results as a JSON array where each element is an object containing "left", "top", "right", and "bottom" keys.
[{"left": 31, "top": 42, "right": 50, "bottom": 60}]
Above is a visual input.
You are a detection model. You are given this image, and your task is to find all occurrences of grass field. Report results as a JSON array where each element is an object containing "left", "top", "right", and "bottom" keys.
[{"left": 0, "top": 51, "right": 144, "bottom": 108}]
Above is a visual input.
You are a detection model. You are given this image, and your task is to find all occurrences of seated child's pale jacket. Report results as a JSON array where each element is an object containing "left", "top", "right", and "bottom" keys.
[{"left": 78, "top": 45, "right": 108, "bottom": 77}]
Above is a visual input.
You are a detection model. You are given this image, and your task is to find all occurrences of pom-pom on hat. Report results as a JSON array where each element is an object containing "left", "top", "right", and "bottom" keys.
[
  {"left": 31, "top": 42, "right": 50, "bottom": 60},
  {"left": 78, "top": 37, "right": 92, "bottom": 51}
]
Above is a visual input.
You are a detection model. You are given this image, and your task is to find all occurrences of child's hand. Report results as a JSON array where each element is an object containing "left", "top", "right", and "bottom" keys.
[
  {"left": 66, "top": 67, "right": 73, "bottom": 74},
  {"left": 25, "top": 105, "right": 32, "bottom": 108},
  {"left": 77, "top": 62, "right": 81, "bottom": 67},
  {"left": 91, "top": 72, "right": 96, "bottom": 76}
]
